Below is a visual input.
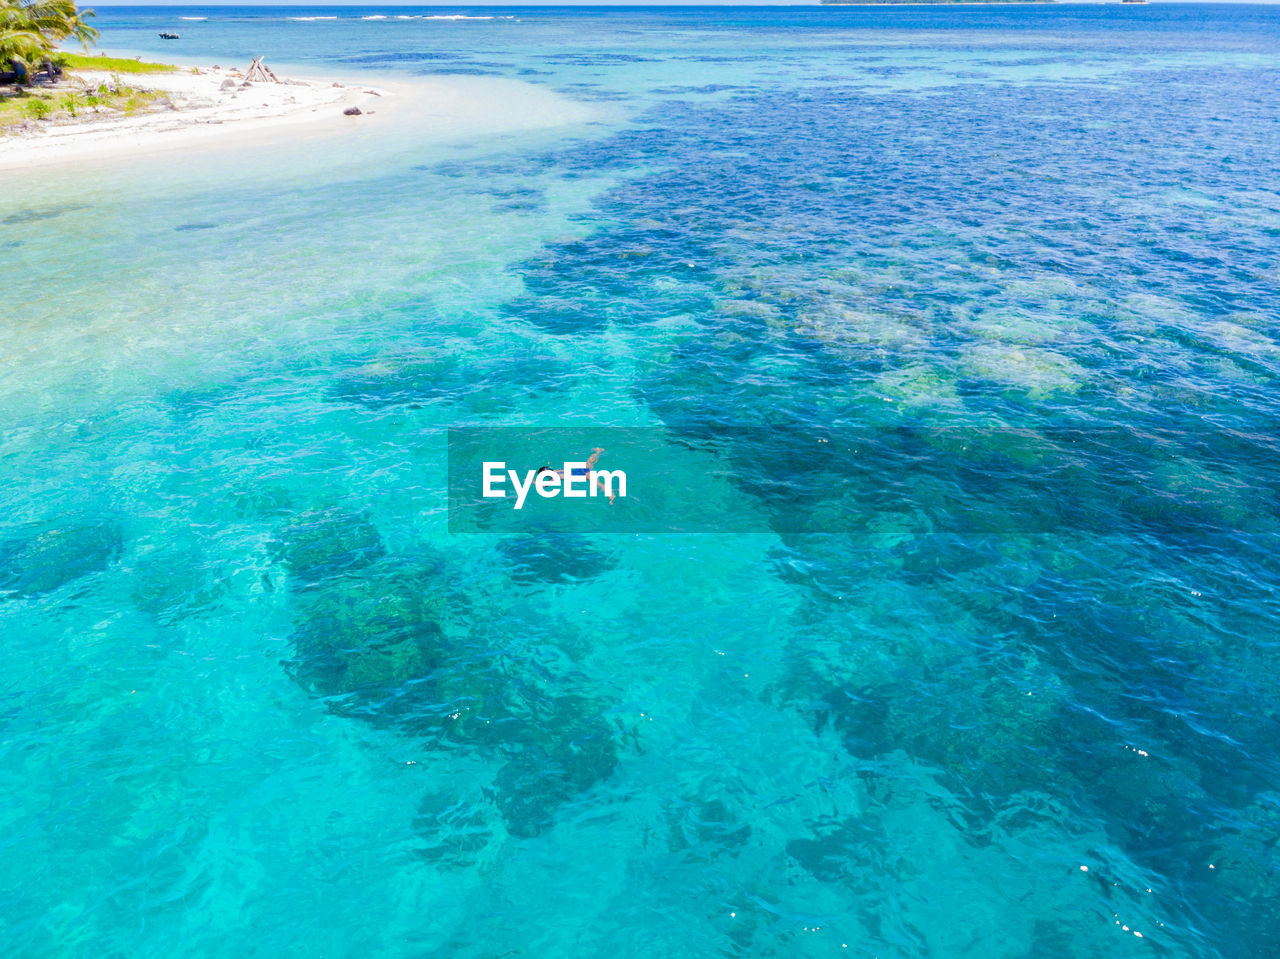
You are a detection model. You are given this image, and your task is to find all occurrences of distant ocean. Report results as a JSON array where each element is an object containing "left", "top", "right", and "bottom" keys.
[{"left": 3, "top": 5, "right": 1280, "bottom": 957}]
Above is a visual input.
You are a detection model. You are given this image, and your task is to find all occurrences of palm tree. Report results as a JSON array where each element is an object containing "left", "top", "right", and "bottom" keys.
[
  {"left": 0, "top": 21, "right": 46, "bottom": 82},
  {"left": 1, "top": 0, "right": 98, "bottom": 84}
]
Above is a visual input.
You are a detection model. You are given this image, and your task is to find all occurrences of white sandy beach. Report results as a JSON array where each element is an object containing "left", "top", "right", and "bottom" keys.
[
  {"left": 0, "top": 60, "right": 605, "bottom": 174},
  {"left": 0, "top": 62, "right": 388, "bottom": 171}
]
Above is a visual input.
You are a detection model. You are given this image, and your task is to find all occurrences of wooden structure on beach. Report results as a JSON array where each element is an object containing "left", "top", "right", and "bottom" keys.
[{"left": 243, "top": 57, "right": 280, "bottom": 83}]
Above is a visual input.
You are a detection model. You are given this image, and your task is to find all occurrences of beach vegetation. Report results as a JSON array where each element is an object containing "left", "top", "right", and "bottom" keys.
[
  {"left": 20, "top": 92, "right": 46, "bottom": 116},
  {"left": 0, "top": 15, "right": 174, "bottom": 134},
  {"left": 0, "top": 77, "right": 158, "bottom": 130},
  {"left": 57, "top": 51, "right": 174, "bottom": 74},
  {"left": 0, "top": 0, "right": 98, "bottom": 84},
  {"left": 120, "top": 89, "right": 153, "bottom": 115}
]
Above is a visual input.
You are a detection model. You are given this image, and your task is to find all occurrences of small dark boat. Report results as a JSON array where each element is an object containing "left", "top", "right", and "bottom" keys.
[{"left": 159, "top": 32, "right": 180, "bottom": 39}]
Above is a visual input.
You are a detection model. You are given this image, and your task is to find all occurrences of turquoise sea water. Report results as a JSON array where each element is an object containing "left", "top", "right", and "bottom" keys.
[{"left": 4, "top": 5, "right": 1280, "bottom": 956}]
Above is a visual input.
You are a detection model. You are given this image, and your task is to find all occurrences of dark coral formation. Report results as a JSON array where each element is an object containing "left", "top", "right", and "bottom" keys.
[
  {"left": 0, "top": 520, "right": 123, "bottom": 598},
  {"left": 287, "top": 562, "right": 448, "bottom": 708},
  {"left": 270, "top": 506, "right": 386, "bottom": 585},
  {"left": 272, "top": 507, "right": 620, "bottom": 843},
  {"left": 486, "top": 692, "right": 618, "bottom": 838}
]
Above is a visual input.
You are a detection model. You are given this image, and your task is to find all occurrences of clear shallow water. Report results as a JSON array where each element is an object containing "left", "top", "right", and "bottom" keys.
[{"left": 3, "top": 5, "right": 1280, "bottom": 957}]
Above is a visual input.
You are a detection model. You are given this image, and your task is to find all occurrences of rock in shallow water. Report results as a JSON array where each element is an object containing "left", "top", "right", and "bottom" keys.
[
  {"left": 270, "top": 506, "right": 385, "bottom": 585},
  {"left": 486, "top": 692, "right": 619, "bottom": 838},
  {"left": 280, "top": 542, "right": 622, "bottom": 837},
  {"left": 0, "top": 521, "right": 123, "bottom": 598},
  {"left": 287, "top": 561, "right": 449, "bottom": 701}
]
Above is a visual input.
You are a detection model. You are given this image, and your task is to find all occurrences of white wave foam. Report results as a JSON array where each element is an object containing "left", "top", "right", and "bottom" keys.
[
  {"left": 289, "top": 16, "right": 337, "bottom": 21},
  {"left": 354, "top": 13, "right": 504, "bottom": 23},
  {"left": 179, "top": 16, "right": 206, "bottom": 20}
]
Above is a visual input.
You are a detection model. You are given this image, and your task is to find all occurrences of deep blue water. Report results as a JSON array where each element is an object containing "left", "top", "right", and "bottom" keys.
[{"left": 3, "top": 5, "right": 1280, "bottom": 957}]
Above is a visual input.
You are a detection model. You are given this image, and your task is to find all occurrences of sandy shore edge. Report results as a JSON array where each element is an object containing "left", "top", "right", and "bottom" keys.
[{"left": 0, "top": 62, "right": 387, "bottom": 170}]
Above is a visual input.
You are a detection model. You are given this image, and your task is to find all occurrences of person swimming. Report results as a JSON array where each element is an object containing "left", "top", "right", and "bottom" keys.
[{"left": 537, "top": 448, "right": 614, "bottom": 503}]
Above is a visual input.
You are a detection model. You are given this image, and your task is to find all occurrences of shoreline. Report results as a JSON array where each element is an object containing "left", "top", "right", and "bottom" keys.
[{"left": 0, "top": 59, "right": 388, "bottom": 171}]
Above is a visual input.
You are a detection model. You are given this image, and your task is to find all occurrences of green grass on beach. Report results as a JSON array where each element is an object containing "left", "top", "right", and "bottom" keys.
[{"left": 56, "top": 52, "right": 176, "bottom": 74}]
